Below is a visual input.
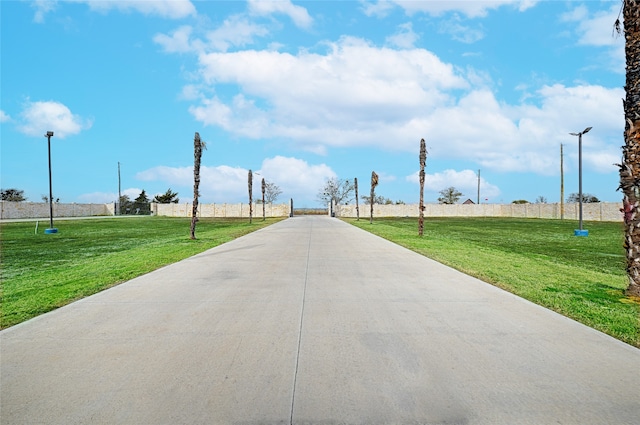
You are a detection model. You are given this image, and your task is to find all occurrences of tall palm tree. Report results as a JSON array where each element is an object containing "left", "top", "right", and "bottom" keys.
[
  {"left": 618, "top": 0, "right": 640, "bottom": 297},
  {"left": 190, "top": 132, "right": 205, "bottom": 240},
  {"left": 370, "top": 171, "right": 378, "bottom": 224},
  {"left": 262, "top": 177, "right": 266, "bottom": 221},
  {"left": 419, "top": 138, "right": 427, "bottom": 236},
  {"left": 248, "top": 169, "right": 253, "bottom": 224},
  {"left": 354, "top": 177, "right": 360, "bottom": 221}
]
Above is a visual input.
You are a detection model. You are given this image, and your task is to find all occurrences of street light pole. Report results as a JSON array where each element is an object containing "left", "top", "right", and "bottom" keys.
[
  {"left": 569, "top": 126, "right": 592, "bottom": 236},
  {"left": 45, "top": 131, "right": 58, "bottom": 234}
]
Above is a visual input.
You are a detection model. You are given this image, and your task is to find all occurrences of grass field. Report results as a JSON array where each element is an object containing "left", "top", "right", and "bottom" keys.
[
  {"left": 346, "top": 217, "right": 640, "bottom": 347},
  {"left": 0, "top": 216, "right": 282, "bottom": 329}
]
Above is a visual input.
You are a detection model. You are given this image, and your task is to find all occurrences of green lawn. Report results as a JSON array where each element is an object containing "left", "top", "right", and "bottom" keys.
[
  {"left": 0, "top": 217, "right": 282, "bottom": 329},
  {"left": 345, "top": 217, "right": 640, "bottom": 347}
]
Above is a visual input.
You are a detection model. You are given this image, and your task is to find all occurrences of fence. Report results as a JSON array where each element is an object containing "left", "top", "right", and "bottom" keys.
[
  {"left": 1, "top": 200, "right": 624, "bottom": 222},
  {"left": 152, "top": 202, "right": 291, "bottom": 218},
  {"left": 334, "top": 202, "right": 623, "bottom": 222},
  {"left": 0, "top": 201, "right": 114, "bottom": 220}
]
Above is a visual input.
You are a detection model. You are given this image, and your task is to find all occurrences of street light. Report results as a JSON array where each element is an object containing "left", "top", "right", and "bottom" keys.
[
  {"left": 569, "top": 126, "right": 592, "bottom": 237},
  {"left": 44, "top": 131, "right": 58, "bottom": 234}
]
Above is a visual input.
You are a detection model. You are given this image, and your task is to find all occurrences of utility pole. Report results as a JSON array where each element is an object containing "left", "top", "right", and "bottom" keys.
[
  {"left": 44, "top": 131, "right": 58, "bottom": 234},
  {"left": 569, "top": 127, "right": 592, "bottom": 236}
]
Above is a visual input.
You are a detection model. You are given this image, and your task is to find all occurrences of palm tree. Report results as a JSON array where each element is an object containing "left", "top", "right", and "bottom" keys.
[
  {"left": 370, "top": 171, "right": 378, "bottom": 224},
  {"left": 618, "top": 0, "right": 640, "bottom": 297},
  {"left": 354, "top": 177, "right": 360, "bottom": 221},
  {"left": 261, "top": 177, "right": 266, "bottom": 221},
  {"left": 419, "top": 138, "right": 427, "bottom": 236},
  {"left": 190, "top": 132, "right": 205, "bottom": 240},
  {"left": 248, "top": 169, "right": 253, "bottom": 224}
]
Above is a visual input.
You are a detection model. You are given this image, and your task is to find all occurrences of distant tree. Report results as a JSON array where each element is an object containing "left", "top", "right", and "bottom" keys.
[
  {"left": 395, "top": 200, "right": 406, "bottom": 205},
  {"left": 1, "top": 188, "right": 27, "bottom": 202},
  {"left": 133, "top": 190, "right": 151, "bottom": 214},
  {"left": 512, "top": 199, "right": 529, "bottom": 204},
  {"left": 264, "top": 181, "right": 282, "bottom": 203},
  {"left": 119, "top": 194, "right": 133, "bottom": 214},
  {"left": 135, "top": 190, "right": 150, "bottom": 204},
  {"left": 535, "top": 196, "right": 547, "bottom": 204},
  {"left": 361, "top": 194, "right": 388, "bottom": 205},
  {"left": 153, "top": 188, "right": 179, "bottom": 204},
  {"left": 41, "top": 195, "right": 59, "bottom": 203},
  {"left": 317, "top": 178, "right": 355, "bottom": 206},
  {"left": 438, "top": 187, "right": 463, "bottom": 204},
  {"left": 567, "top": 193, "right": 600, "bottom": 203}
]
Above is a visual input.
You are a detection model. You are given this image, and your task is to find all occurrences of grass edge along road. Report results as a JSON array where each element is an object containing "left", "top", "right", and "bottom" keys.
[
  {"left": 1, "top": 216, "right": 283, "bottom": 329},
  {"left": 345, "top": 217, "right": 640, "bottom": 348}
]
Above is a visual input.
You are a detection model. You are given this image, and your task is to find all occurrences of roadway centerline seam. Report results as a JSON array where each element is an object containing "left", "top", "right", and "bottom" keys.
[{"left": 289, "top": 219, "right": 312, "bottom": 425}]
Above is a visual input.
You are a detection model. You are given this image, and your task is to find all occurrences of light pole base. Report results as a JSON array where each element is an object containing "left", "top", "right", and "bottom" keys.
[
  {"left": 574, "top": 229, "right": 589, "bottom": 237},
  {"left": 44, "top": 228, "right": 59, "bottom": 234}
]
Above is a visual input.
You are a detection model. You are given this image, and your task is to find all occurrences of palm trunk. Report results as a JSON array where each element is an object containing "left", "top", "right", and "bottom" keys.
[
  {"left": 248, "top": 170, "right": 253, "bottom": 224},
  {"left": 190, "top": 132, "right": 202, "bottom": 240},
  {"left": 261, "top": 178, "right": 266, "bottom": 221},
  {"left": 419, "top": 138, "right": 427, "bottom": 236},
  {"left": 355, "top": 177, "right": 360, "bottom": 221},
  {"left": 620, "top": 0, "right": 640, "bottom": 297},
  {"left": 370, "top": 171, "right": 378, "bottom": 224}
]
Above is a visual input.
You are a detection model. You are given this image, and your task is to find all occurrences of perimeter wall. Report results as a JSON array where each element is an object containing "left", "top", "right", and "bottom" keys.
[
  {"left": 152, "top": 202, "right": 291, "bottom": 218},
  {"left": 0, "top": 201, "right": 114, "bottom": 219},
  {"left": 1, "top": 201, "right": 624, "bottom": 222},
  {"left": 335, "top": 202, "right": 623, "bottom": 222}
]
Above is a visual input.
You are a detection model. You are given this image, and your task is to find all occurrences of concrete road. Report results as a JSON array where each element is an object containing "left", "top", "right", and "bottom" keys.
[{"left": 2, "top": 216, "right": 639, "bottom": 424}]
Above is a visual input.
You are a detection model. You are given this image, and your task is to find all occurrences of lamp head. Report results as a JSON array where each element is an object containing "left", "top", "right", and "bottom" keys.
[
  {"left": 583, "top": 126, "right": 592, "bottom": 134},
  {"left": 45, "top": 131, "right": 54, "bottom": 137},
  {"left": 569, "top": 132, "right": 579, "bottom": 136}
]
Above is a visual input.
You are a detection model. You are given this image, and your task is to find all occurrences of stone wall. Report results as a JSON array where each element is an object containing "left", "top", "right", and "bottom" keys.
[
  {"left": 0, "top": 201, "right": 114, "bottom": 220},
  {"left": 153, "top": 202, "right": 291, "bottom": 218},
  {"left": 334, "top": 202, "right": 623, "bottom": 222},
  {"left": 1, "top": 200, "right": 623, "bottom": 222}
]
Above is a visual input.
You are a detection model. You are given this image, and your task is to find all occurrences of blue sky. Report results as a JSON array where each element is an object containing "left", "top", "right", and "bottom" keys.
[{"left": 0, "top": 0, "right": 627, "bottom": 207}]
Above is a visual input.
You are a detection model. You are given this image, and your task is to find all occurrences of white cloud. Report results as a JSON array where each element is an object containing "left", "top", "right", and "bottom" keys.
[
  {"left": 248, "top": 0, "right": 313, "bottom": 29},
  {"left": 363, "top": 0, "right": 537, "bottom": 18},
  {"left": 17, "top": 100, "right": 93, "bottom": 138},
  {"left": 206, "top": 15, "right": 269, "bottom": 52},
  {"left": 31, "top": 0, "right": 56, "bottom": 23},
  {"left": 407, "top": 169, "right": 501, "bottom": 200},
  {"left": 154, "top": 21, "right": 623, "bottom": 179},
  {"left": 439, "top": 16, "right": 485, "bottom": 43},
  {"left": 561, "top": 4, "right": 624, "bottom": 73},
  {"left": 134, "top": 156, "right": 335, "bottom": 205},
  {"left": 154, "top": 17, "right": 269, "bottom": 54},
  {"left": 77, "top": 188, "right": 140, "bottom": 203},
  {"left": 258, "top": 156, "right": 335, "bottom": 201},
  {"left": 31, "top": 0, "right": 196, "bottom": 21},
  {"left": 0, "top": 110, "right": 11, "bottom": 122},
  {"left": 562, "top": 4, "right": 620, "bottom": 47},
  {"left": 153, "top": 25, "right": 197, "bottom": 54},
  {"left": 386, "top": 22, "right": 419, "bottom": 49},
  {"left": 361, "top": 0, "right": 395, "bottom": 18},
  {"left": 192, "top": 37, "right": 467, "bottom": 151}
]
